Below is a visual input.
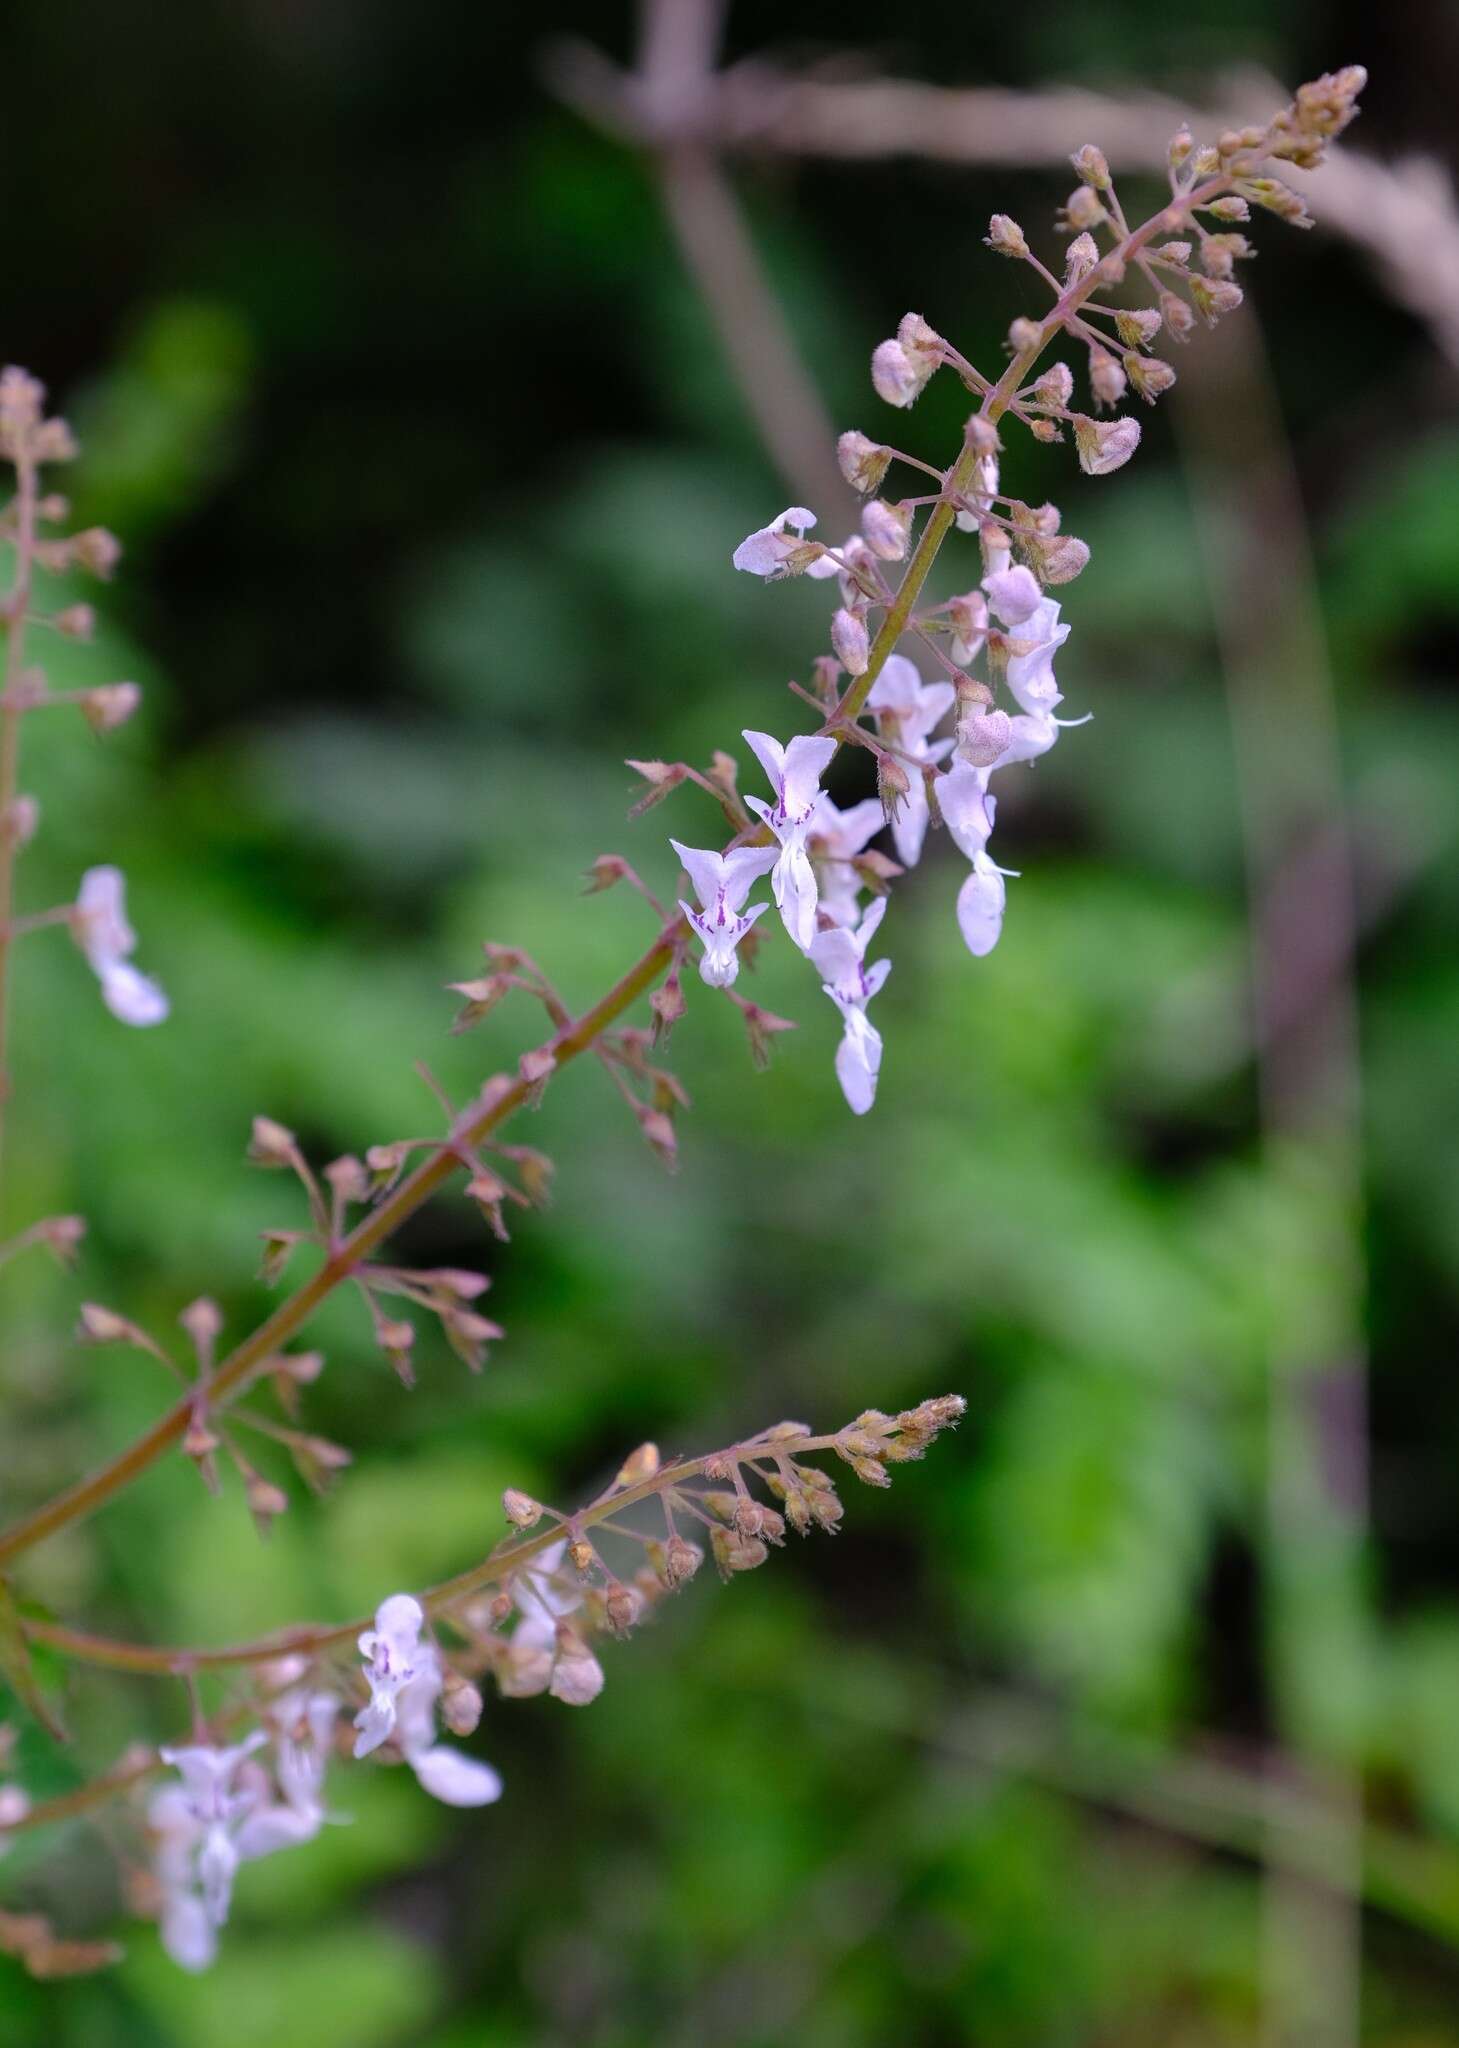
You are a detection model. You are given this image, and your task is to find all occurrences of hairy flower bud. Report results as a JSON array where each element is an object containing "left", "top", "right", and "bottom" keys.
[
  {"left": 248, "top": 1116, "right": 298, "bottom": 1168},
  {"left": 1064, "top": 232, "right": 1099, "bottom": 282},
  {"left": 831, "top": 606, "right": 870, "bottom": 676},
  {"left": 836, "top": 429, "right": 892, "bottom": 494},
  {"left": 870, "top": 339, "right": 923, "bottom": 408},
  {"left": 985, "top": 214, "right": 1028, "bottom": 259},
  {"left": 1072, "top": 414, "right": 1142, "bottom": 477},
  {"left": 1087, "top": 347, "right": 1127, "bottom": 411},
  {"left": 1070, "top": 143, "right": 1111, "bottom": 190},
  {"left": 861, "top": 499, "right": 910, "bottom": 561},
  {"left": 1124, "top": 353, "right": 1177, "bottom": 404},
  {"left": 1158, "top": 291, "right": 1195, "bottom": 340},
  {"left": 1115, "top": 308, "right": 1162, "bottom": 349},
  {"left": 503, "top": 1488, "right": 543, "bottom": 1528},
  {"left": 663, "top": 1536, "right": 702, "bottom": 1587},
  {"left": 1007, "top": 317, "right": 1042, "bottom": 355},
  {"left": 441, "top": 1675, "right": 483, "bottom": 1737},
  {"left": 1059, "top": 184, "right": 1106, "bottom": 233},
  {"left": 1191, "top": 277, "right": 1245, "bottom": 325},
  {"left": 1030, "top": 362, "right": 1073, "bottom": 412}
]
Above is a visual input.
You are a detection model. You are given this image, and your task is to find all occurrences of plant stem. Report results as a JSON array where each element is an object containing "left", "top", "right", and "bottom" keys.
[
  {"left": 0, "top": 925, "right": 683, "bottom": 1567},
  {"left": 0, "top": 441, "right": 37, "bottom": 1199}
]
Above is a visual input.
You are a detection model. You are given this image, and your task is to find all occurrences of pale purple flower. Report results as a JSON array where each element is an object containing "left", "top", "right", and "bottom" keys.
[
  {"left": 353, "top": 1592, "right": 427, "bottom": 1759},
  {"left": 949, "top": 589, "right": 988, "bottom": 668},
  {"left": 152, "top": 1733, "right": 269, "bottom": 1965},
  {"left": 1003, "top": 598, "right": 1070, "bottom": 715},
  {"left": 870, "top": 338, "right": 924, "bottom": 408},
  {"left": 74, "top": 865, "right": 168, "bottom": 1026},
  {"left": 810, "top": 898, "right": 891, "bottom": 1116},
  {"left": 954, "top": 451, "right": 1000, "bottom": 532},
  {"left": 806, "top": 791, "right": 886, "bottom": 928},
  {"left": 867, "top": 656, "right": 955, "bottom": 868},
  {"left": 354, "top": 1590, "right": 502, "bottom": 1806},
  {"left": 861, "top": 499, "right": 910, "bottom": 562},
  {"left": 983, "top": 564, "right": 1043, "bottom": 626},
  {"left": 742, "top": 729, "right": 837, "bottom": 951},
  {"left": 937, "top": 761, "right": 996, "bottom": 861},
  {"left": 671, "top": 839, "right": 777, "bottom": 988},
  {"left": 732, "top": 506, "right": 821, "bottom": 578}
]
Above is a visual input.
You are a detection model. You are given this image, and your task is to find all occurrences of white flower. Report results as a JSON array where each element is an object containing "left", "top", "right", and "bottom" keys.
[
  {"left": 1003, "top": 598, "right": 1070, "bottom": 715},
  {"left": 732, "top": 506, "right": 821, "bottom": 578},
  {"left": 502, "top": 1542, "right": 606, "bottom": 1707},
  {"left": 954, "top": 451, "right": 1000, "bottom": 532},
  {"left": 937, "top": 761, "right": 996, "bottom": 860},
  {"left": 810, "top": 898, "right": 891, "bottom": 1116},
  {"left": 957, "top": 855, "right": 1011, "bottom": 957},
  {"left": 949, "top": 589, "right": 988, "bottom": 668},
  {"left": 670, "top": 839, "right": 777, "bottom": 988},
  {"left": 806, "top": 792, "right": 886, "bottom": 928},
  {"left": 74, "top": 866, "right": 168, "bottom": 1026},
  {"left": 867, "top": 656, "right": 955, "bottom": 868},
  {"left": 232, "top": 1689, "right": 340, "bottom": 1859},
  {"left": 151, "top": 1734, "right": 268, "bottom": 1967},
  {"left": 353, "top": 1592, "right": 427, "bottom": 1759},
  {"left": 742, "top": 729, "right": 837, "bottom": 951},
  {"left": 355, "top": 1591, "right": 503, "bottom": 1807}
]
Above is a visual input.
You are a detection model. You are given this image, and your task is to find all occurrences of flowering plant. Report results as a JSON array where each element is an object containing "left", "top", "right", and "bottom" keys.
[{"left": 0, "top": 63, "right": 1364, "bottom": 1978}]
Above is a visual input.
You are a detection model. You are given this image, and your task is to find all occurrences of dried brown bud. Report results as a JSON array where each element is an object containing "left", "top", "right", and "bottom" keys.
[
  {"left": 441, "top": 1675, "right": 483, "bottom": 1736},
  {"left": 567, "top": 1539, "right": 594, "bottom": 1575},
  {"left": 503, "top": 1488, "right": 544, "bottom": 1528},
  {"left": 663, "top": 1535, "right": 703, "bottom": 1587}
]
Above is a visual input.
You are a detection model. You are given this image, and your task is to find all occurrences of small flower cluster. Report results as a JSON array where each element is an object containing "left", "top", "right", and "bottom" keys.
[
  {"left": 659, "top": 69, "right": 1366, "bottom": 1117},
  {"left": 120, "top": 1399, "right": 962, "bottom": 1973},
  {"left": 0, "top": 370, "right": 166, "bottom": 1029}
]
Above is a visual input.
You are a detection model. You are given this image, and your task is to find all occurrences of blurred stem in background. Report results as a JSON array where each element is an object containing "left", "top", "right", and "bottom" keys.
[
  {"left": 1178, "top": 318, "right": 1369, "bottom": 2048},
  {"left": 563, "top": 6, "right": 1377, "bottom": 2041}
]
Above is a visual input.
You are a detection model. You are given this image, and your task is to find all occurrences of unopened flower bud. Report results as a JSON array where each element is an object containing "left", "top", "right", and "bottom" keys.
[
  {"left": 1115, "top": 308, "right": 1162, "bottom": 349},
  {"left": 664, "top": 1535, "right": 702, "bottom": 1587},
  {"left": 1154, "top": 240, "right": 1192, "bottom": 267},
  {"left": 1029, "top": 419, "right": 1060, "bottom": 444},
  {"left": 1007, "top": 317, "right": 1042, "bottom": 355},
  {"left": 1190, "top": 277, "right": 1244, "bottom": 325},
  {"left": 604, "top": 1584, "right": 637, "bottom": 1634},
  {"left": 1034, "top": 533, "right": 1091, "bottom": 585},
  {"left": 1060, "top": 185, "right": 1106, "bottom": 232},
  {"left": 877, "top": 752, "right": 910, "bottom": 821},
  {"left": 985, "top": 214, "right": 1028, "bottom": 259},
  {"left": 1159, "top": 291, "right": 1195, "bottom": 340},
  {"left": 1207, "top": 195, "right": 1250, "bottom": 222},
  {"left": 836, "top": 429, "right": 892, "bottom": 493},
  {"left": 1088, "top": 347, "right": 1127, "bottom": 410},
  {"left": 616, "top": 1441, "right": 660, "bottom": 1487},
  {"left": 1071, "top": 413, "right": 1142, "bottom": 477},
  {"left": 861, "top": 499, "right": 910, "bottom": 561},
  {"left": 1031, "top": 362, "right": 1073, "bottom": 411},
  {"left": 52, "top": 603, "right": 94, "bottom": 641},
  {"left": 830, "top": 605, "right": 870, "bottom": 677},
  {"left": 441, "top": 1675, "right": 483, "bottom": 1736},
  {"left": 1168, "top": 124, "right": 1194, "bottom": 173},
  {"left": 1070, "top": 143, "right": 1111, "bottom": 189},
  {"left": 1125, "top": 354, "right": 1177, "bottom": 404},
  {"left": 503, "top": 1488, "right": 543, "bottom": 1528},
  {"left": 70, "top": 527, "right": 122, "bottom": 579},
  {"left": 79, "top": 684, "right": 141, "bottom": 733},
  {"left": 870, "top": 338, "right": 924, "bottom": 408},
  {"left": 567, "top": 1539, "right": 594, "bottom": 1575},
  {"left": 248, "top": 1116, "right": 298, "bottom": 1167},
  {"left": 1064, "top": 232, "right": 1099, "bottom": 281},
  {"left": 2, "top": 795, "right": 38, "bottom": 847},
  {"left": 33, "top": 418, "right": 78, "bottom": 464}
]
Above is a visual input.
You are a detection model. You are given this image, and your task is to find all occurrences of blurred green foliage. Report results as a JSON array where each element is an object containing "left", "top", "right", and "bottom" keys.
[{"left": 1, "top": 1, "right": 1457, "bottom": 2042}]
